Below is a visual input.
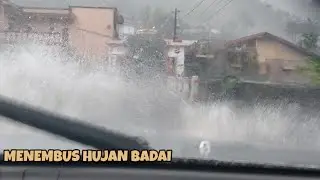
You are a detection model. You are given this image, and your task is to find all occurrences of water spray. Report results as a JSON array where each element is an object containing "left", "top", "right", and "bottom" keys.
[{"left": 199, "top": 140, "right": 211, "bottom": 158}]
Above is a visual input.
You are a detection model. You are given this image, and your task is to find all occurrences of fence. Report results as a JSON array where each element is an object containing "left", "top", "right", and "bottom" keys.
[
  {"left": 0, "top": 31, "right": 64, "bottom": 45},
  {"left": 202, "top": 79, "right": 320, "bottom": 108},
  {"left": 167, "top": 75, "right": 199, "bottom": 102}
]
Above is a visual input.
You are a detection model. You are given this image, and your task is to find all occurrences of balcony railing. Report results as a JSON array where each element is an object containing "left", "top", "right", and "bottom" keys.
[{"left": 0, "top": 31, "right": 64, "bottom": 45}]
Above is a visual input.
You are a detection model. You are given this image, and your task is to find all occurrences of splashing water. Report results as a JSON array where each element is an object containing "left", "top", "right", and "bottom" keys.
[
  {"left": 1, "top": 43, "right": 320, "bottom": 163},
  {"left": 183, "top": 102, "right": 320, "bottom": 149}
]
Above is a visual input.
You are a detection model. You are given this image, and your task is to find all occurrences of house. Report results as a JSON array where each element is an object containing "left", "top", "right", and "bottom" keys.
[
  {"left": 0, "top": 0, "right": 70, "bottom": 45},
  {"left": 164, "top": 39, "right": 197, "bottom": 100},
  {"left": 165, "top": 39, "right": 196, "bottom": 76},
  {"left": 224, "top": 32, "right": 318, "bottom": 85},
  {"left": 184, "top": 32, "right": 320, "bottom": 102},
  {"left": 68, "top": 6, "right": 123, "bottom": 59},
  {"left": 0, "top": 0, "right": 124, "bottom": 59}
]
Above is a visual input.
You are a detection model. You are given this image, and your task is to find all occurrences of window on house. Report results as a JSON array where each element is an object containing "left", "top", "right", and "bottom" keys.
[
  {"left": 282, "top": 66, "right": 296, "bottom": 71},
  {"left": 282, "top": 60, "right": 296, "bottom": 71},
  {"left": 247, "top": 40, "right": 256, "bottom": 48},
  {"left": 228, "top": 52, "right": 243, "bottom": 69}
]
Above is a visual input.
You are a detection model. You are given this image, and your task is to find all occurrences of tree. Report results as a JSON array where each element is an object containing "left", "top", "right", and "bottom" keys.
[
  {"left": 287, "top": 19, "right": 320, "bottom": 85},
  {"left": 298, "top": 32, "right": 320, "bottom": 85},
  {"left": 302, "top": 56, "right": 320, "bottom": 84},
  {"left": 286, "top": 19, "right": 320, "bottom": 45},
  {"left": 124, "top": 33, "right": 166, "bottom": 80},
  {"left": 299, "top": 33, "right": 319, "bottom": 50}
]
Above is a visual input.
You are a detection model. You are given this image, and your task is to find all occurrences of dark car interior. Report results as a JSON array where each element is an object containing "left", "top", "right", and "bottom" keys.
[{"left": 0, "top": 95, "right": 320, "bottom": 180}]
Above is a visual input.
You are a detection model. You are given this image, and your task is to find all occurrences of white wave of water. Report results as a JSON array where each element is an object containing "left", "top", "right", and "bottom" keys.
[{"left": 1, "top": 43, "right": 320, "bottom": 160}]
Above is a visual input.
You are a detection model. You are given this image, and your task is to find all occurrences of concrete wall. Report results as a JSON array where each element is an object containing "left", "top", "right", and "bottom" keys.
[
  {"left": 167, "top": 45, "right": 185, "bottom": 76},
  {"left": 68, "top": 7, "right": 116, "bottom": 59},
  {"left": 235, "top": 83, "right": 320, "bottom": 109},
  {"left": 202, "top": 80, "right": 320, "bottom": 108}
]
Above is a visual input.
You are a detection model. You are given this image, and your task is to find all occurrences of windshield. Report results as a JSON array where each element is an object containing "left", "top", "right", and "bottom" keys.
[{"left": 1, "top": 0, "right": 320, "bottom": 168}]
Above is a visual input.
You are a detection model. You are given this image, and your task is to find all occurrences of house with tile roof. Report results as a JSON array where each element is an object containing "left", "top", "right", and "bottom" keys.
[
  {"left": 185, "top": 32, "right": 318, "bottom": 85},
  {"left": 224, "top": 32, "right": 319, "bottom": 85}
]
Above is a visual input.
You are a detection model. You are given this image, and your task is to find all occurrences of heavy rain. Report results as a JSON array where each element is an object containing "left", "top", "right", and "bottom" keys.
[{"left": 0, "top": 0, "right": 320, "bottom": 167}]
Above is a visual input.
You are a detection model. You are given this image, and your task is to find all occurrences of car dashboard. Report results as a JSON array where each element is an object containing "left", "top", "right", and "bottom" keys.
[{"left": 1, "top": 166, "right": 320, "bottom": 180}]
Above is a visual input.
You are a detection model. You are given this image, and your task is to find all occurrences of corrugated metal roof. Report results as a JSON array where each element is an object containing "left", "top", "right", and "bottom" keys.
[
  {"left": 10, "top": 0, "right": 116, "bottom": 9},
  {"left": 11, "top": 0, "right": 69, "bottom": 9}
]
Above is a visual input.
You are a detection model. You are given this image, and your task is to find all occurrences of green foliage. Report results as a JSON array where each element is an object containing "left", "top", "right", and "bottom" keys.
[
  {"left": 297, "top": 31, "right": 320, "bottom": 85},
  {"left": 300, "top": 33, "right": 319, "bottom": 50},
  {"left": 303, "top": 56, "right": 320, "bottom": 85},
  {"left": 222, "top": 75, "right": 240, "bottom": 90}
]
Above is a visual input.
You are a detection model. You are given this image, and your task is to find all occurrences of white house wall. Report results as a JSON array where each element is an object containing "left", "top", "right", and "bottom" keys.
[{"left": 167, "top": 46, "right": 185, "bottom": 76}]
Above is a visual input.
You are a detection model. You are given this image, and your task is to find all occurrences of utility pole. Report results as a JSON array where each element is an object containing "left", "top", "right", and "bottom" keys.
[{"left": 173, "top": 8, "right": 180, "bottom": 42}]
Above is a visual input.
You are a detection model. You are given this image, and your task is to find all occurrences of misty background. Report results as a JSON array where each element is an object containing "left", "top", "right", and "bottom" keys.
[{"left": 10, "top": 0, "right": 320, "bottom": 42}]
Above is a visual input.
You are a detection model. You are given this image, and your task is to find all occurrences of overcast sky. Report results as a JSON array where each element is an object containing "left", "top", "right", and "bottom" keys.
[
  {"left": 10, "top": 0, "right": 320, "bottom": 40},
  {"left": 108, "top": 0, "right": 319, "bottom": 39}
]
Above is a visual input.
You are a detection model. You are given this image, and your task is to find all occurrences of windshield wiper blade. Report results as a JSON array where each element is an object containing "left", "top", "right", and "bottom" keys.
[{"left": 0, "top": 95, "right": 150, "bottom": 150}]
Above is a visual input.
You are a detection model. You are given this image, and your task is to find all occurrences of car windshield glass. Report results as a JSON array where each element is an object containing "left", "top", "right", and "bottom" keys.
[
  {"left": 0, "top": 119, "right": 90, "bottom": 149},
  {"left": 1, "top": 0, "right": 320, "bottom": 169}
]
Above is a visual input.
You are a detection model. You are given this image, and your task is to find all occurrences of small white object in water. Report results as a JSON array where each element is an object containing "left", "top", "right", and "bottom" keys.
[{"left": 199, "top": 140, "right": 211, "bottom": 158}]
